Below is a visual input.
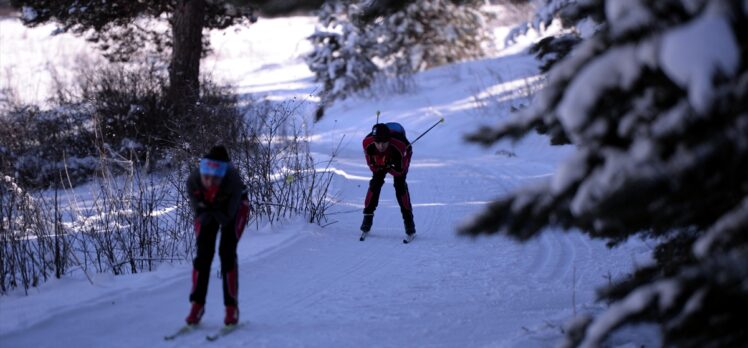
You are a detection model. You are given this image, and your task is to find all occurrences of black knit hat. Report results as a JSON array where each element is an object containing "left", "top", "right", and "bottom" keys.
[
  {"left": 204, "top": 145, "right": 230, "bottom": 162},
  {"left": 372, "top": 124, "right": 390, "bottom": 142}
]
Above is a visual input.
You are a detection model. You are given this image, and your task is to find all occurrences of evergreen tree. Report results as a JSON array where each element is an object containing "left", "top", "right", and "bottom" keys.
[
  {"left": 372, "top": 0, "right": 489, "bottom": 74},
  {"left": 306, "top": 1, "right": 379, "bottom": 119},
  {"left": 463, "top": 0, "right": 748, "bottom": 346},
  {"left": 10, "top": 0, "right": 255, "bottom": 115},
  {"left": 11, "top": 0, "right": 447, "bottom": 116},
  {"left": 307, "top": 0, "right": 490, "bottom": 119}
]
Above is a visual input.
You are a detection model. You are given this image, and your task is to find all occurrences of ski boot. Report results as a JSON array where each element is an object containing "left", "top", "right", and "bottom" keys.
[
  {"left": 185, "top": 302, "right": 205, "bottom": 325},
  {"left": 360, "top": 214, "right": 374, "bottom": 232},
  {"left": 224, "top": 306, "right": 240, "bottom": 326},
  {"left": 403, "top": 212, "right": 416, "bottom": 243},
  {"left": 404, "top": 212, "right": 416, "bottom": 236}
]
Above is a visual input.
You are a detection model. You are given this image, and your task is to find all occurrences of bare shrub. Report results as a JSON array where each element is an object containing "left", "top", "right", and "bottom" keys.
[
  {"left": 0, "top": 96, "right": 337, "bottom": 295},
  {"left": 0, "top": 62, "right": 242, "bottom": 187},
  {"left": 231, "top": 98, "right": 338, "bottom": 225}
]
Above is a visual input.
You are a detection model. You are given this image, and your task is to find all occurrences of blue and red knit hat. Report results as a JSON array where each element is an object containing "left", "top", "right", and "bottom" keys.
[{"left": 199, "top": 146, "right": 230, "bottom": 177}]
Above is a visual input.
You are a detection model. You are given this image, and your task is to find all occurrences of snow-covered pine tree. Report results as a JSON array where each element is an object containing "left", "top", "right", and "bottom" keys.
[
  {"left": 306, "top": 2, "right": 379, "bottom": 119},
  {"left": 372, "top": 0, "right": 490, "bottom": 74},
  {"left": 463, "top": 0, "right": 748, "bottom": 346},
  {"left": 307, "top": 0, "right": 491, "bottom": 119}
]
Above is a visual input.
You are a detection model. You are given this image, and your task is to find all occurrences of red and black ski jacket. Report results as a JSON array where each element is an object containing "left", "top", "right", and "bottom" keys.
[
  {"left": 186, "top": 166, "right": 247, "bottom": 225},
  {"left": 363, "top": 134, "right": 412, "bottom": 177}
]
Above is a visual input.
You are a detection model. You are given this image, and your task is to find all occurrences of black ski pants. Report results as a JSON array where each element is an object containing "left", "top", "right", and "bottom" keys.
[
  {"left": 189, "top": 201, "right": 249, "bottom": 307},
  {"left": 363, "top": 171, "right": 413, "bottom": 220}
]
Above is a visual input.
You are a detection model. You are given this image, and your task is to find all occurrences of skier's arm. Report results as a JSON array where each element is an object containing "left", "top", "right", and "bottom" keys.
[
  {"left": 387, "top": 142, "right": 411, "bottom": 177},
  {"left": 222, "top": 168, "right": 247, "bottom": 224},
  {"left": 186, "top": 170, "right": 206, "bottom": 215},
  {"left": 363, "top": 136, "right": 385, "bottom": 172}
]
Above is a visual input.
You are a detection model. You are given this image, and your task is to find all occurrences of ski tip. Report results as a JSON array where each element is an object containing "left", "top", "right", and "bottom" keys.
[
  {"left": 205, "top": 323, "right": 243, "bottom": 341},
  {"left": 164, "top": 324, "right": 197, "bottom": 340}
]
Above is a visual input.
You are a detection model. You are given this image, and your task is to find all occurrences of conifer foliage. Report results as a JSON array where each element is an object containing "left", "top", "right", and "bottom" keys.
[
  {"left": 464, "top": 0, "right": 748, "bottom": 346},
  {"left": 307, "top": 0, "right": 490, "bottom": 119},
  {"left": 11, "top": 0, "right": 256, "bottom": 111}
]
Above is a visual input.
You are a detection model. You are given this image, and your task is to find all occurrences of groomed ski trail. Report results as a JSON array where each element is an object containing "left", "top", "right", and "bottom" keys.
[{"left": 0, "top": 155, "right": 644, "bottom": 348}]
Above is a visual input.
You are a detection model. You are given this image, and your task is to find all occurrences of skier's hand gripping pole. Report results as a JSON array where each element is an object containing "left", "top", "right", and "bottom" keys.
[{"left": 408, "top": 117, "right": 445, "bottom": 149}]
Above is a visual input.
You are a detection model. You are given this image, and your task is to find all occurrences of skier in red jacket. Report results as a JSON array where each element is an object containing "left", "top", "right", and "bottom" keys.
[{"left": 360, "top": 123, "right": 416, "bottom": 238}]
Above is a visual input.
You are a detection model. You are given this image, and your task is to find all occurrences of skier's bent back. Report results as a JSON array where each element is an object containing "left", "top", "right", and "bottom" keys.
[
  {"left": 361, "top": 123, "right": 416, "bottom": 236},
  {"left": 185, "top": 145, "right": 250, "bottom": 326}
]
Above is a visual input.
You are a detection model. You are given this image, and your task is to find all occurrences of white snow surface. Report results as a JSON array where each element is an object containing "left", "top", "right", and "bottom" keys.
[{"left": 0, "top": 16, "right": 652, "bottom": 348}]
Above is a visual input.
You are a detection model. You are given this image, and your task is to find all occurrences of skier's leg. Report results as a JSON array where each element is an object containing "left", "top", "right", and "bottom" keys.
[
  {"left": 394, "top": 175, "right": 415, "bottom": 235},
  {"left": 362, "top": 171, "right": 386, "bottom": 232},
  {"left": 218, "top": 199, "right": 248, "bottom": 326},
  {"left": 363, "top": 171, "right": 386, "bottom": 214},
  {"left": 190, "top": 215, "right": 219, "bottom": 305},
  {"left": 219, "top": 199, "right": 248, "bottom": 308}
]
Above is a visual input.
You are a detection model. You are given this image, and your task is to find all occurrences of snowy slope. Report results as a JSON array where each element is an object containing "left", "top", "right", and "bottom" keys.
[{"left": 0, "top": 16, "right": 652, "bottom": 348}]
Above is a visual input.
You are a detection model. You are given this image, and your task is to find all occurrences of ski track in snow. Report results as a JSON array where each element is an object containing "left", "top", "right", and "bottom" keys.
[
  {"left": 0, "top": 17, "right": 649, "bottom": 348},
  {"left": 0, "top": 157, "right": 643, "bottom": 348}
]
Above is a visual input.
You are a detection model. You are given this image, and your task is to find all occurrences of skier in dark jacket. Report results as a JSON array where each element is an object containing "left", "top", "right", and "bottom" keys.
[
  {"left": 184, "top": 145, "right": 250, "bottom": 326},
  {"left": 361, "top": 123, "right": 416, "bottom": 237}
]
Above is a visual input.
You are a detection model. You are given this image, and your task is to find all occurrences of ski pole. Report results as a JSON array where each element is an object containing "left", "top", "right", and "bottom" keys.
[
  {"left": 376, "top": 110, "right": 380, "bottom": 124},
  {"left": 408, "top": 117, "right": 445, "bottom": 148}
]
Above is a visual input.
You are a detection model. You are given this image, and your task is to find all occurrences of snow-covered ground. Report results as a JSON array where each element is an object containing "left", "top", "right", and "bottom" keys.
[{"left": 0, "top": 16, "right": 653, "bottom": 347}]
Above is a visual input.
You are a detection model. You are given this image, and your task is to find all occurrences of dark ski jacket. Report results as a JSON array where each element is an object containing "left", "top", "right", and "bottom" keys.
[{"left": 186, "top": 165, "right": 247, "bottom": 225}]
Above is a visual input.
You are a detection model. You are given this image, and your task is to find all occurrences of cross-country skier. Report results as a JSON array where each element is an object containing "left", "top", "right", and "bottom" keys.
[
  {"left": 361, "top": 123, "right": 416, "bottom": 238},
  {"left": 184, "top": 145, "right": 250, "bottom": 326}
]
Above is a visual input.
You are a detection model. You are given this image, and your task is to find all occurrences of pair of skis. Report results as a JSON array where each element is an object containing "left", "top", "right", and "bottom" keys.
[
  {"left": 164, "top": 323, "right": 242, "bottom": 342},
  {"left": 359, "top": 231, "right": 416, "bottom": 244}
]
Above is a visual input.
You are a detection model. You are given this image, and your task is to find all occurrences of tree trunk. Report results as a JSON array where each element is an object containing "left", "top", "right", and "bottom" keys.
[{"left": 168, "top": 0, "right": 205, "bottom": 116}]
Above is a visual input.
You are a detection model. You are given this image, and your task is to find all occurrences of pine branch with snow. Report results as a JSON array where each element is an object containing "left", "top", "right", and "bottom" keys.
[{"left": 463, "top": 0, "right": 748, "bottom": 345}]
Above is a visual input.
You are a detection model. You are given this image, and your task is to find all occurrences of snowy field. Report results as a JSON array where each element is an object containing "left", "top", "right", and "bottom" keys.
[{"left": 0, "top": 16, "right": 654, "bottom": 347}]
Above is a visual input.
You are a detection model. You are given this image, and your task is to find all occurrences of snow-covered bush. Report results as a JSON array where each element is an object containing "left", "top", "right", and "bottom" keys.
[
  {"left": 464, "top": 0, "right": 748, "bottom": 346},
  {"left": 307, "top": 0, "right": 491, "bottom": 119},
  {"left": 0, "top": 104, "right": 98, "bottom": 187}
]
